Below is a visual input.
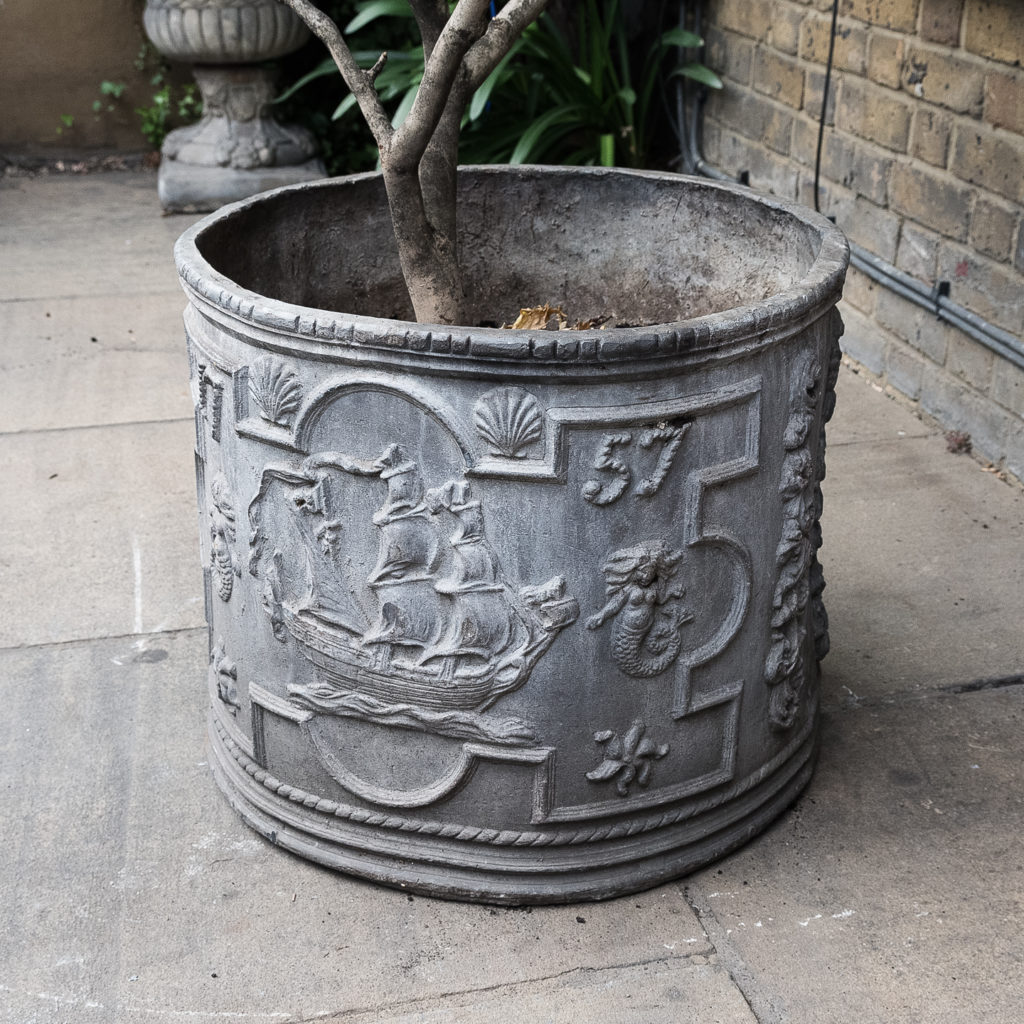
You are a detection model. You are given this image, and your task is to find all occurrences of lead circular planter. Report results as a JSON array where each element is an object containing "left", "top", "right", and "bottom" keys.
[{"left": 176, "top": 166, "right": 848, "bottom": 903}]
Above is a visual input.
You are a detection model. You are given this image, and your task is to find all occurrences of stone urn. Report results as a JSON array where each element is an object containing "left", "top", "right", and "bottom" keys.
[
  {"left": 176, "top": 166, "right": 848, "bottom": 903},
  {"left": 143, "top": 0, "right": 325, "bottom": 212}
]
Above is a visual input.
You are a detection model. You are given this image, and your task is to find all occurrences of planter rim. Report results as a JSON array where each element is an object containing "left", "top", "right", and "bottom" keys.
[{"left": 175, "top": 165, "right": 849, "bottom": 368}]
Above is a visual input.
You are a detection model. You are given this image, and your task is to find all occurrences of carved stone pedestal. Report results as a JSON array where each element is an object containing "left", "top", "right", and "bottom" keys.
[
  {"left": 174, "top": 167, "right": 849, "bottom": 903},
  {"left": 143, "top": 0, "right": 325, "bottom": 213},
  {"left": 158, "top": 66, "right": 322, "bottom": 212}
]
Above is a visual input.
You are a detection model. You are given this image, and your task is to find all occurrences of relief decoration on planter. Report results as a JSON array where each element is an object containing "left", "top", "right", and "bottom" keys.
[
  {"left": 211, "top": 638, "right": 240, "bottom": 714},
  {"left": 586, "top": 542, "right": 694, "bottom": 678},
  {"left": 472, "top": 387, "right": 543, "bottom": 458},
  {"left": 209, "top": 473, "right": 239, "bottom": 601},
  {"left": 249, "top": 444, "right": 579, "bottom": 743},
  {"left": 764, "top": 348, "right": 828, "bottom": 730},
  {"left": 197, "top": 362, "right": 225, "bottom": 442},
  {"left": 586, "top": 720, "right": 669, "bottom": 797},
  {"left": 581, "top": 423, "right": 688, "bottom": 505},
  {"left": 248, "top": 356, "right": 303, "bottom": 428},
  {"left": 810, "top": 316, "right": 845, "bottom": 662}
]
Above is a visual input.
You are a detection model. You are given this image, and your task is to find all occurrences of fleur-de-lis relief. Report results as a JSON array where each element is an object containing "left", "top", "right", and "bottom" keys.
[
  {"left": 586, "top": 720, "right": 668, "bottom": 797},
  {"left": 248, "top": 356, "right": 303, "bottom": 427},
  {"left": 210, "top": 473, "right": 239, "bottom": 601},
  {"left": 473, "top": 387, "right": 544, "bottom": 458}
]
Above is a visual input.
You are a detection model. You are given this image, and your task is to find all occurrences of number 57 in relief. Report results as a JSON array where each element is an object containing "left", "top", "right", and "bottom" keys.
[{"left": 581, "top": 424, "right": 688, "bottom": 506}]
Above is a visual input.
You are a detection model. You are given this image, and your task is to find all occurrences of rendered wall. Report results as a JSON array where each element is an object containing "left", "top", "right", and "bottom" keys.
[
  {"left": 0, "top": 0, "right": 154, "bottom": 154},
  {"left": 702, "top": 0, "right": 1024, "bottom": 479}
]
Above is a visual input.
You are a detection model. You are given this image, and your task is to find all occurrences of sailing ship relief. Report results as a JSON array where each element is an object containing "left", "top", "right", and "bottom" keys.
[{"left": 248, "top": 444, "right": 579, "bottom": 734}]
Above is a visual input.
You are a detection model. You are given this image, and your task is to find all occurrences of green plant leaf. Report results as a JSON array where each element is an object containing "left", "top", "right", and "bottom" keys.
[
  {"left": 345, "top": 0, "right": 413, "bottom": 34},
  {"left": 509, "top": 104, "right": 582, "bottom": 164},
  {"left": 276, "top": 58, "right": 337, "bottom": 103},
  {"left": 390, "top": 82, "right": 419, "bottom": 128},
  {"left": 332, "top": 92, "right": 360, "bottom": 119},
  {"left": 658, "top": 27, "right": 704, "bottom": 49},
  {"left": 468, "top": 45, "right": 519, "bottom": 122},
  {"left": 669, "top": 62, "right": 723, "bottom": 89},
  {"left": 599, "top": 132, "right": 615, "bottom": 167}
]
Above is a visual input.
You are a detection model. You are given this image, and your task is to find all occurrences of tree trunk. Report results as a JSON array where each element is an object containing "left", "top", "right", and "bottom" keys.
[{"left": 278, "top": 0, "right": 552, "bottom": 326}]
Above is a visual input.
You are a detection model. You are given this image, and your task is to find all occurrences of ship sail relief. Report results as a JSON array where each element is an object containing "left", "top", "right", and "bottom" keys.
[{"left": 248, "top": 444, "right": 579, "bottom": 714}]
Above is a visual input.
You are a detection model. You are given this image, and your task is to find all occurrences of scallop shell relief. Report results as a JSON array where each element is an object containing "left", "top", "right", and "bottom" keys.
[
  {"left": 248, "top": 356, "right": 303, "bottom": 428},
  {"left": 473, "top": 387, "right": 543, "bottom": 459}
]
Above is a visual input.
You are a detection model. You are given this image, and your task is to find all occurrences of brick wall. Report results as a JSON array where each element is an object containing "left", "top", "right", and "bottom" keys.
[{"left": 701, "top": 0, "right": 1024, "bottom": 479}]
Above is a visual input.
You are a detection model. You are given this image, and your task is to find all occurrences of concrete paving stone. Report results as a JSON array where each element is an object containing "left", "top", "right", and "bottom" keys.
[
  {"left": 0, "top": 418, "right": 204, "bottom": 648},
  {"left": 686, "top": 687, "right": 1024, "bottom": 1024},
  {"left": 0, "top": 293, "right": 192, "bottom": 433},
  {"left": 331, "top": 960, "right": 757, "bottom": 1024},
  {"left": 819, "top": 431, "right": 1024, "bottom": 702},
  {"left": 0, "top": 173, "right": 200, "bottom": 301},
  {"left": 828, "top": 362, "right": 935, "bottom": 445},
  {"left": 0, "top": 631, "right": 720, "bottom": 1024}
]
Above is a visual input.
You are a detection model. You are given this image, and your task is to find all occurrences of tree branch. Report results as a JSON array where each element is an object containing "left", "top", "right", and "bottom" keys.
[
  {"left": 406, "top": 0, "right": 447, "bottom": 60},
  {"left": 367, "top": 51, "right": 388, "bottom": 84},
  {"left": 277, "top": 0, "right": 394, "bottom": 148},
  {"left": 389, "top": 0, "right": 492, "bottom": 171},
  {"left": 464, "top": 0, "right": 552, "bottom": 88}
]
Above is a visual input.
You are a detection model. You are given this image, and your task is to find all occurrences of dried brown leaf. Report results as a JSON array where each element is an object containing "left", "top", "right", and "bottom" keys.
[
  {"left": 508, "top": 305, "right": 567, "bottom": 331},
  {"left": 506, "top": 305, "right": 611, "bottom": 331}
]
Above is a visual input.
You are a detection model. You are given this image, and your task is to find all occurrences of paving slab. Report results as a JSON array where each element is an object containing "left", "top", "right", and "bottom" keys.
[
  {"left": 828, "top": 363, "right": 935, "bottom": 445},
  {"left": 0, "top": 631, "right": 735, "bottom": 1024},
  {"left": 0, "top": 173, "right": 197, "bottom": 301},
  {"left": 686, "top": 687, "right": 1024, "bottom": 1024},
  {"left": 0, "top": 292, "right": 192, "bottom": 433},
  {"left": 820, "top": 428, "right": 1024, "bottom": 702},
  {"left": 333, "top": 960, "right": 757, "bottom": 1023},
  {"left": 2, "top": 170, "right": 1023, "bottom": 1024},
  {"left": 0, "top": 419, "right": 204, "bottom": 648}
]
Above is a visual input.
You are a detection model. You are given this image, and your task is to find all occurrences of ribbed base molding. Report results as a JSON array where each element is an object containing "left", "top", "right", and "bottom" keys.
[{"left": 209, "top": 708, "right": 818, "bottom": 905}]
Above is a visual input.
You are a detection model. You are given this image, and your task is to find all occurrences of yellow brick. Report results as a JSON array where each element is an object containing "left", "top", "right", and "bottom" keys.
[
  {"left": 840, "top": 0, "right": 920, "bottom": 31},
  {"left": 984, "top": 71, "right": 1024, "bottom": 135},
  {"left": 964, "top": 0, "right": 1024, "bottom": 65},
  {"left": 919, "top": 0, "right": 965, "bottom": 45},
  {"left": 902, "top": 43, "right": 984, "bottom": 114},
  {"left": 753, "top": 48, "right": 806, "bottom": 108},
  {"left": 710, "top": 0, "right": 773, "bottom": 41},
  {"left": 799, "top": 13, "right": 868, "bottom": 72},
  {"left": 950, "top": 122, "right": 1024, "bottom": 203},
  {"left": 909, "top": 108, "right": 953, "bottom": 166},
  {"left": 769, "top": 1, "right": 805, "bottom": 54},
  {"left": 867, "top": 31, "right": 906, "bottom": 90},
  {"left": 837, "top": 76, "right": 913, "bottom": 151}
]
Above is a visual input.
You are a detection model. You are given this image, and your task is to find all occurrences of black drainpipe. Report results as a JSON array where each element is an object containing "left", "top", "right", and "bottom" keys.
[{"left": 675, "top": 0, "right": 1024, "bottom": 373}]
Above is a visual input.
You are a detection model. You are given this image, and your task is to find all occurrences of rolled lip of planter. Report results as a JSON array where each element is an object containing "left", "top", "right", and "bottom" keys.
[
  {"left": 175, "top": 166, "right": 848, "bottom": 369},
  {"left": 176, "top": 167, "right": 849, "bottom": 904}
]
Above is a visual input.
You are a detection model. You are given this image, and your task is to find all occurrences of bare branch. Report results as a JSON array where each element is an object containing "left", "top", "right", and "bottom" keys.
[
  {"left": 407, "top": 0, "right": 448, "bottom": 60},
  {"left": 277, "top": 0, "right": 394, "bottom": 148},
  {"left": 464, "top": 0, "right": 553, "bottom": 88},
  {"left": 390, "top": 0, "right": 492, "bottom": 170},
  {"left": 367, "top": 51, "right": 388, "bottom": 84}
]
